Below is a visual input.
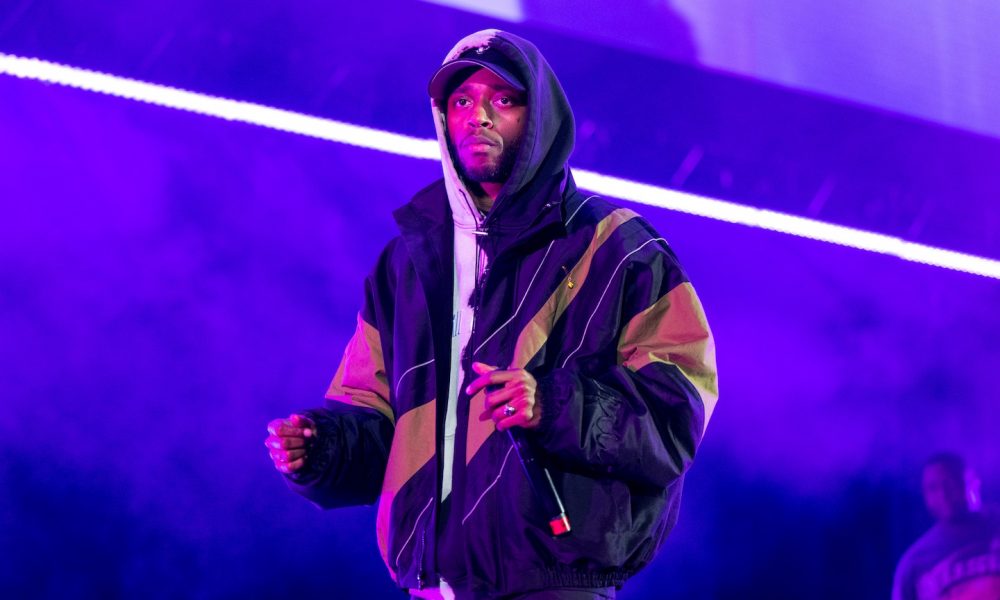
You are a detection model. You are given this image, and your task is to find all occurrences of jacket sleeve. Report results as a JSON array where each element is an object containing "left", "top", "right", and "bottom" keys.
[
  {"left": 530, "top": 244, "right": 718, "bottom": 490},
  {"left": 284, "top": 305, "right": 396, "bottom": 509}
]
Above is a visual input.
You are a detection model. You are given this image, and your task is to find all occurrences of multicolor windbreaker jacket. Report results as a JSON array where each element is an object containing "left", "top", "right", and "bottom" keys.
[{"left": 286, "top": 30, "right": 719, "bottom": 598}]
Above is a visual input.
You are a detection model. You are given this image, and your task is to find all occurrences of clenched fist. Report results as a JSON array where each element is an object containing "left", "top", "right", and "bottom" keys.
[
  {"left": 265, "top": 414, "right": 316, "bottom": 474},
  {"left": 467, "top": 362, "right": 543, "bottom": 431}
]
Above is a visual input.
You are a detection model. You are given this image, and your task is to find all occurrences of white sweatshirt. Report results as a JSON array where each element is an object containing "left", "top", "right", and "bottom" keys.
[{"left": 441, "top": 189, "right": 486, "bottom": 501}]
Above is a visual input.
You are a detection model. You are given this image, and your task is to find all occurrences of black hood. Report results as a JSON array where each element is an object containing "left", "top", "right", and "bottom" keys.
[{"left": 429, "top": 29, "right": 576, "bottom": 230}]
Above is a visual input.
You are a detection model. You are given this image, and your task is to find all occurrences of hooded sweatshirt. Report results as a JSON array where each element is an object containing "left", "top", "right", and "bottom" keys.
[{"left": 285, "top": 30, "right": 718, "bottom": 599}]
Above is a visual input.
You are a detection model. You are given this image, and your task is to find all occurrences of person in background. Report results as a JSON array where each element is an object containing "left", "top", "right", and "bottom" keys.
[{"left": 892, "top": 452, "right": 1000, "bottom": 600}]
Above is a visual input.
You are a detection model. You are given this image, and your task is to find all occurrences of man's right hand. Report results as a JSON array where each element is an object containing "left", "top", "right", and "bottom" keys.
[{"left": 265, "top": 414, "right": 316, "bottom": 474}]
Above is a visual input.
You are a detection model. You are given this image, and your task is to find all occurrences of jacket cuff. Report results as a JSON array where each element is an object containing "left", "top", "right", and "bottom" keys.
[
  {"left": 534, "top": 368, "right": 578, "bottom": 440},
  {"left": 283, "top": 408, "right": 339, "bottom": 486}
]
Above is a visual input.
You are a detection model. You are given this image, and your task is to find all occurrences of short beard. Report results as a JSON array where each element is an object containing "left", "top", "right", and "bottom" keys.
[{"left": 449, "top": 137, "right": 521, "bottom": 185}]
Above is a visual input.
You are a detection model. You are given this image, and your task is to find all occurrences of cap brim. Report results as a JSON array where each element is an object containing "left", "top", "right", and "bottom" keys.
[{"left": 428, "top": 58, "right": 525, "bottom": 101}]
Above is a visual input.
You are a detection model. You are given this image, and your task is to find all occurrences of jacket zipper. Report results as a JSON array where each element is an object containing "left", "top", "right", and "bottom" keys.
[
  {"left": 416, "top": 524, "right": 427, "bottom": 589},
  {"left": 420, "top": 193, "right": 490, "bottom": 590}
]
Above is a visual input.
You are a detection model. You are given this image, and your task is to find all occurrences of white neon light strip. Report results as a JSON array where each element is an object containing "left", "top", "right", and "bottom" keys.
[
  {"left": 2, "top": 52, "right": 998, "bottom": 280},
  {"left": 0, "top": 53, "right": 439, "bottom": 160}
]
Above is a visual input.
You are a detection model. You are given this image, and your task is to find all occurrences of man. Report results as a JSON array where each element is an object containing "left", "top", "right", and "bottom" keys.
[
  {"left": 892, "top": 453, "right": 1000, "bottom": 600},
  {"left": 265, "top": 29, "right": 718, "bottom": 599}
]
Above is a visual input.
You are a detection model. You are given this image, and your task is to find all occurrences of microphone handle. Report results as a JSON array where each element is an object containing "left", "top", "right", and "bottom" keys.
[{"left": 506, "top": 428, "right": 572, "bottom": 537}]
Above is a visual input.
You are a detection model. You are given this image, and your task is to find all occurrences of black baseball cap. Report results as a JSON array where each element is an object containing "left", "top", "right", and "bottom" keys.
[{"left": 428, "top": 45, "right": 526, "bottom": 102}]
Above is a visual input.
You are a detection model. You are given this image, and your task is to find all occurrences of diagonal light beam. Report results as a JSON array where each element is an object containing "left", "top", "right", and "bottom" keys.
[
  {"left": 2, "top": 52, "right": 998, "bottom": 280},
  {"left": 0, "top": 53, "right": 439, "bottom": 160}
]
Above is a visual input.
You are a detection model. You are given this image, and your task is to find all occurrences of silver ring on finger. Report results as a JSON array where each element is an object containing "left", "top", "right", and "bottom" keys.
[{"left": 503, "top": 404, "right": 516, "bottom": 417}]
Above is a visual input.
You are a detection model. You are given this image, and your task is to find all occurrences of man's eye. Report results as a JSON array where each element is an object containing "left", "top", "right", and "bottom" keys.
[
  {"left": 496, "top": 96, "right": 512, "bottom": 105},
  {"left": 453, "top": 97, "right": 470, "bottom": 108}
]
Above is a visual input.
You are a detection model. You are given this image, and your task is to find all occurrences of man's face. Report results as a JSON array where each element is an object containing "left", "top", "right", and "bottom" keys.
[
  {"left": 922, "top": 462, "right": 975, "bottom": 523},
  {"left": 445, "top": 67, "right": 527, "bottom": 185}
]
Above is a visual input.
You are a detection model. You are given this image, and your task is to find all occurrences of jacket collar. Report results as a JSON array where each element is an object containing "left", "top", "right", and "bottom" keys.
[{"left": 395, "top": 168, "right": 576, "bottom": 261}]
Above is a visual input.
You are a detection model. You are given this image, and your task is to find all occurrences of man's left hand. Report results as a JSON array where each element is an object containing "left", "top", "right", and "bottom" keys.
[{"left": 468, "top": 362, "right": 542, "bottom": 431}]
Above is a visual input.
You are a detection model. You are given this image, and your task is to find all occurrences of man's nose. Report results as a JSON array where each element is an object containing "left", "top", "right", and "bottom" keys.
[{"left": 468, "top": 102, "right": 493, "bottom": 128}]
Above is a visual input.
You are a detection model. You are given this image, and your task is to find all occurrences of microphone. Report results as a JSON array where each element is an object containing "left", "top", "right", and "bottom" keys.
[
  {"left": 483, "top": 368, "right": 571, "bottom": 536},
  {"left": 506, "top": 427, "right": 572, "bottom": 536}
]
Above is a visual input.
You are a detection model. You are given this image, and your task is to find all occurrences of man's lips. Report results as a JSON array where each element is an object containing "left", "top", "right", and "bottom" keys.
[{"left": 462, "top": 135, "right": 499, "bottom": 149}]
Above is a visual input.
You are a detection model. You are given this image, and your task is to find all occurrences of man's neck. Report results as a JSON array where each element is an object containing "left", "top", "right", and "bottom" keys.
[
  {"left": 939, "top": 508, "right": 981, "bottom": 527},
  {"left": 469, "top": 181, "right": 503, "bottom": 214}
]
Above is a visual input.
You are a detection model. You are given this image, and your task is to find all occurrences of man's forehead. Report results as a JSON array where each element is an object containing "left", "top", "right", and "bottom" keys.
[{"left": 923, "top": 462, "right": 965, "bottom": 483}]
